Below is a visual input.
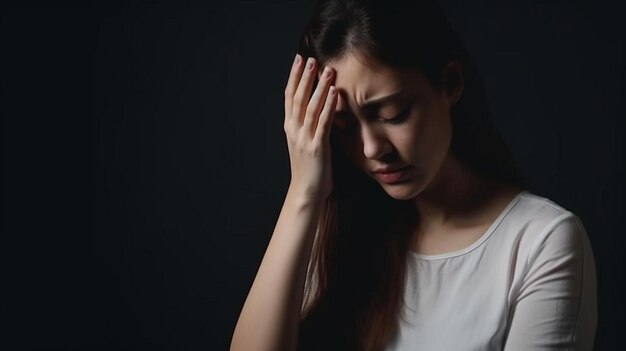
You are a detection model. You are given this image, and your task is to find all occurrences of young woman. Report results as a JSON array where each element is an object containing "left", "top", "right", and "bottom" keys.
[{"left": 231, "top": 0, "right": 597, "bottom": 350}]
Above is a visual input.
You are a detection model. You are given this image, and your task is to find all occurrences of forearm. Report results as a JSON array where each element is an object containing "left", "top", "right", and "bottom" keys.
[{"left": 230, "top": 188, "right": 323, "bottom": 351}]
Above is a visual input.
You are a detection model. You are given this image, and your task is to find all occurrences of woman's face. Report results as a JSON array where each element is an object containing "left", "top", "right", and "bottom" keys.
[{"left": 320, "top": 54, "right": 463, "bottom": 200}]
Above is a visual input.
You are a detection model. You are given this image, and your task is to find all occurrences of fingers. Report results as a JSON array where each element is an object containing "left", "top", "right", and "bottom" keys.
[
  {"left": 291, "top": 57, "right": 318, "bottom": 126},
  {"left": 284, "top": 54, "right": 304, "bottom": 122},
  {"left": 313, "top": 85, "right": 337, "bottom": 144},
  {"left": 303, "top": 65, "right": 334, "bottom": 138},
  {"left": 284, "top": 54, "right": 337, "bottom": 145}
]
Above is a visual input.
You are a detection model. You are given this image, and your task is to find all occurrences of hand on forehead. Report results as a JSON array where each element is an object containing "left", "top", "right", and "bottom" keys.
[{"left": 314, "top": 57, "right": 408, "bottom": 114}]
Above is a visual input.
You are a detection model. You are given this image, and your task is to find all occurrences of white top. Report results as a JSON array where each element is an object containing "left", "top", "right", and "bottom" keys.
[{"left": 385, "top": 190, "right": 597, "bottom": 351}]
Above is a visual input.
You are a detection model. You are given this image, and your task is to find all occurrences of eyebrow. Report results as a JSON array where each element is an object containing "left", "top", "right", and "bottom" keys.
[{"left": 359, "top": 91, "right": 404, "bottom": 110}]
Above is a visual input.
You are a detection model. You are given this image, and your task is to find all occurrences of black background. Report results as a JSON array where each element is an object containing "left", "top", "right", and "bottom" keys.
[{"left": 1, "top": 0, "right": 623, "bottom": 349}]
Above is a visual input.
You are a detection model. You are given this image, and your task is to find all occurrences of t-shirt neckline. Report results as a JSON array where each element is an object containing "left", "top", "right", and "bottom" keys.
[{"left": 409, "top": 189, "right": 528, "bottom": 261}]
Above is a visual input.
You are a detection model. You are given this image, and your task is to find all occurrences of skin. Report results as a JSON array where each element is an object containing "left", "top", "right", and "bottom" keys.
[{"left": 318, "top": 53, "right": 523, "bottom": 254}]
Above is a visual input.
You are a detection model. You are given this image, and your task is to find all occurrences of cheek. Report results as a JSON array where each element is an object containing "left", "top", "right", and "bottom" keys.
[{"left": 410, "top": 107, "right": 452, "bottom": 166}]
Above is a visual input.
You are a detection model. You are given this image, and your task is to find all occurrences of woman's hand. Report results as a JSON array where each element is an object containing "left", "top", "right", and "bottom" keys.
[{"left": 283, "top": 54, "right": 337, "bottom": 202}]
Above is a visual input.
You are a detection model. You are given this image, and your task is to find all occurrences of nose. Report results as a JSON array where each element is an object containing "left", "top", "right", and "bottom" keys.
[{"left": 360, "top": 123, "right": 392, "bottom": 160}]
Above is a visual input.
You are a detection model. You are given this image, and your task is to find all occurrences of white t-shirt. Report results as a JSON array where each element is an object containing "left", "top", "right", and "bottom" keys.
[{"left": 385, "top": 190, "right": 597, "bottom": 351}]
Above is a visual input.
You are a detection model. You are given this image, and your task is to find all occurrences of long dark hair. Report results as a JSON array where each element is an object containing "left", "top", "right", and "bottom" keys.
[{"left": 295, "top": 1, "right": 525, "bottom": 350}]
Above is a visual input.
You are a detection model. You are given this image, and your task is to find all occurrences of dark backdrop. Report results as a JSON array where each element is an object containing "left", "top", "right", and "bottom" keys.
[{"left": 1, "top": 0, "right": 623, "bottom": 349}]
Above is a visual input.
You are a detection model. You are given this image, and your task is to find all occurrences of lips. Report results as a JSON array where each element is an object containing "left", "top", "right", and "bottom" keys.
[
  {"left": 372, "top": 165, "right": 410, "bottom": 174},
  {"left": 372, "top": 165, "right": 412, "bottom": 184}
]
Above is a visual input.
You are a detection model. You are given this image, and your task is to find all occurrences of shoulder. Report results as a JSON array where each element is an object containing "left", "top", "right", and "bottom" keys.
[
  {"left": 504, "top": 191, "right": 589, "bottom": 251},
  {"left": 503, "top": 190, "right": 596, "bottom": 290},
  {"left": 494, "top": 190, "right": 597, "bottom": 291},
  {"left": 509, "top": 190, "right": 577, "bottom": 226}
]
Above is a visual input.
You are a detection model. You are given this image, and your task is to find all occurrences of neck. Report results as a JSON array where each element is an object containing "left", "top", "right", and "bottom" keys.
[{"left": 413, "top": 152, "right": 503, "bottom": 230}]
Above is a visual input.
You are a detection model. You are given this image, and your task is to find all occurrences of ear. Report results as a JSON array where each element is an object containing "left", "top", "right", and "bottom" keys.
[{"left": 442, "top": 61, "right": 464, "bottom": 107}]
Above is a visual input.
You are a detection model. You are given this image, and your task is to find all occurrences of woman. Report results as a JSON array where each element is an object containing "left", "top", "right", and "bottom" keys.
[{"left": 230, "top": 0, "right": 597, "bottom": 350}]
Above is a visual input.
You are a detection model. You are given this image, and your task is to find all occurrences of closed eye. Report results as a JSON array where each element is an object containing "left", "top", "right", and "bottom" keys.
[
  {"left": 333, "top": 103, "right": 412, "bottom": 132},
  {"left": 381, "top": 104, "right": 412, "bottom": 125}
]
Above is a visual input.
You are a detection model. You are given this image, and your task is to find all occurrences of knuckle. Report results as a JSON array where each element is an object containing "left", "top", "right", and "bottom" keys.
[{"left": 284, "top": 120, "right": 295, "bottom": 133}]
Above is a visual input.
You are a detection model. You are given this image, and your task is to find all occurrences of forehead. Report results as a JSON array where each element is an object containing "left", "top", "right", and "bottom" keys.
[{"left": 320, "top": 54, "right": 420, "bottom": 111}]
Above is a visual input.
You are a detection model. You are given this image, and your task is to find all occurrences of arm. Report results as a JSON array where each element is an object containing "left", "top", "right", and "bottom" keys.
[
  {"left": 503, "top": 214, "right": 598, "bottom": 350},
  {"left": 231, "top": 53, "right": 337, "bottom": 351},
  {"left": 230, "top": 188, "right": 323, "bottom": 351}
]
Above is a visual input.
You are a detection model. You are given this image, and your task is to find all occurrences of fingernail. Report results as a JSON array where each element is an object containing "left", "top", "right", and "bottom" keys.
[
  {"left": 307, "top": 58, "right": 315, "bottom": 70},
  {"left": 293, "top": 54, "right": 301, "bottom": 65}
]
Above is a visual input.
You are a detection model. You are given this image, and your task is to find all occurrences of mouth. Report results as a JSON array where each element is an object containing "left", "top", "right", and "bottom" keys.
[{"left": 372, "top": 165, "right": 412, "bottom": 184}]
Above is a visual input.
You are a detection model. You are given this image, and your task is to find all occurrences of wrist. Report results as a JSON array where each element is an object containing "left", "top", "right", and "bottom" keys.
[{"left": 286, "top": 184, "right": 327, "bottom": 207}]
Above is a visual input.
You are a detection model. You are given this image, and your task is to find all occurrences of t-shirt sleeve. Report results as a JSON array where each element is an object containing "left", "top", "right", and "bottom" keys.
[{"left": 503, "top": 214, "right": 597, "bottom": 350}]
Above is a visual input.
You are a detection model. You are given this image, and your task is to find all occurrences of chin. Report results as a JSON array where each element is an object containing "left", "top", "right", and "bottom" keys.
[{"left": 379, "top": 182, "right": 421, "bottom": 201}]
